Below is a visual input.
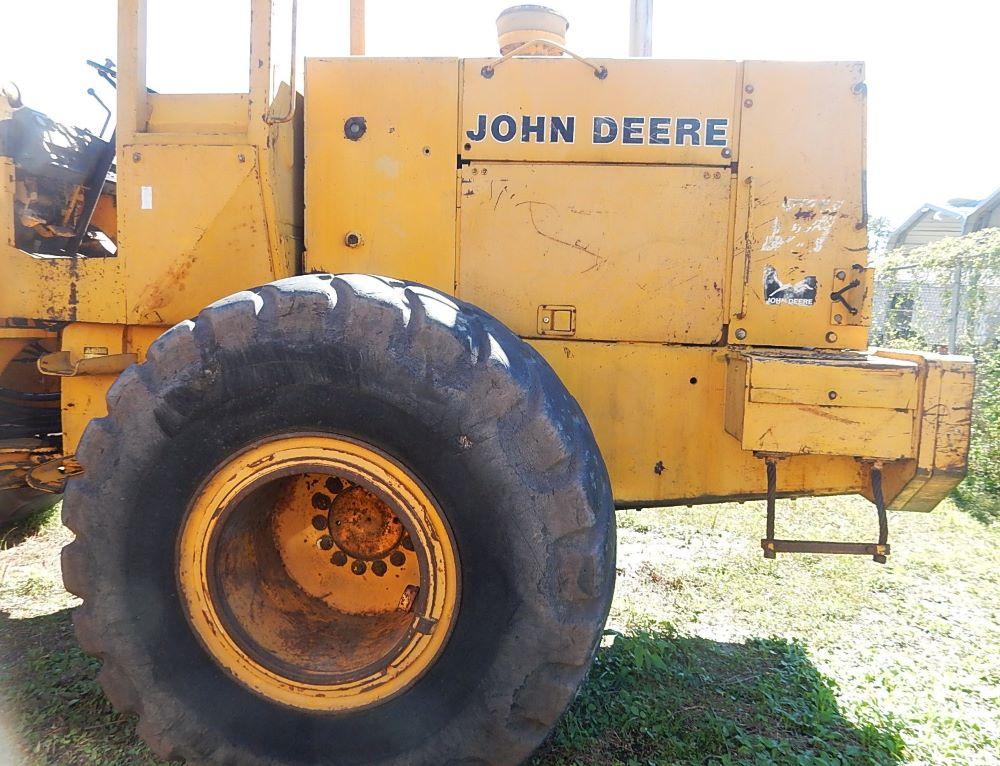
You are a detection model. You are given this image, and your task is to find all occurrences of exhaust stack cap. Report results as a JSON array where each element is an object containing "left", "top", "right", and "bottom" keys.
[{"left": 496, "top": 5, "right": 568, "bottom": 56}]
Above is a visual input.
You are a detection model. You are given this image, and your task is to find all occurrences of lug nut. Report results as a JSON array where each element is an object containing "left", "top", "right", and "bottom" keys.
[
  {"left": 351, "top": 560, "right": 367, "bottom": 575},
  {"left": 325, "top": 476, "right": 345, "bottom": 494},
  {"left": 371, "top": 560, "right": 388, "bottom": 577},
  {"left": 311, "top": 515, "right": 328, "bottom": 530},
  {"left": 389, "top": 551, "right": 406, "bottom": 567},
  {"left": 312, "top": 493, "right": 331, "bottom": 510},
  {"left": 330, "top": 551, "right": 348, "bottom": 566},
  {"left": 318, "top": 535, "right": 334, "bottom": 550}
]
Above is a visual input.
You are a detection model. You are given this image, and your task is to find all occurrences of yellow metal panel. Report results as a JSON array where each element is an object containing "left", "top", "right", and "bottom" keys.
[
  {"left": 530, "top": 340, "right": 865, "bottom": 504},
  {"left": 119, "top": 144, "right": 278, "bottom": 324},
  {"left": 304, "top": 58, "right": 459, "bottom": 292},
  {"left": 125, "top": 325, "right": 169, "bottom": 363},
  {"left": 459, "top": 164, "right": 730, "bottom": 343},
  {"left": 729, "top": 62, "right": 868, "bottom": 350},
  {"left": 461, "top": 59, "right": 739, "bottom": 165},
  {"left": 725, "top": 353, "right": 917, "bottom": 459},
  {"left": 739, "top": 402, "right": 913, "bottom": 459},
  {"left": 748, "top": 355, "right": 917, "bottom": 409},
  {"left": 874, "top": 351, "right": 975, "bottom": 511},
  {"left": 59, "top": 324, "right": 126, "bottom": 454},
  {"left": 146, "top": 94, "right": 249, "bottom": 134}
]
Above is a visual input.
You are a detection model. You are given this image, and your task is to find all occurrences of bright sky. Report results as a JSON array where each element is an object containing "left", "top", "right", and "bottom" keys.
[{"left": 2, "top": 0, "right": 997, "bottom": 227}]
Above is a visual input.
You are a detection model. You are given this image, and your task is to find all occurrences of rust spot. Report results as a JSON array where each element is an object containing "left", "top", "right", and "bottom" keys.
[
  {"left": 328, "top": 486, "right": 404, "bottom": 560},
  {"left": 397, "top": 585, "right": 419, "bottom": 613}
]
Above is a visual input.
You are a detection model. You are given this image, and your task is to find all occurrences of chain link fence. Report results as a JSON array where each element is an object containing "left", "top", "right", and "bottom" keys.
[{"left": 871, "top": 264, "right": 1000, "bottom": 353}]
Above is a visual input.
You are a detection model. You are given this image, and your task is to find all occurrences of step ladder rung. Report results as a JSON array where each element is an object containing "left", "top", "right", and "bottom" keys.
[
  {"left": 761, "top": 539, "right": 890, "bottom": 558},
  {"left": 757, "top": 453, "right": 890, "bottom": 564}
]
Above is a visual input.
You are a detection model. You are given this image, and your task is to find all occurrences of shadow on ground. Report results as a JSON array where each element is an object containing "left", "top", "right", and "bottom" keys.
[
  {"left": 0, "top": 607, "right": 165, "bottom": 765},
  {"left": 0, "top": 606, "right": 904, "bottom": 765},
  {"left": 532, "top": 626, "right": 906, "bottom": 765}
]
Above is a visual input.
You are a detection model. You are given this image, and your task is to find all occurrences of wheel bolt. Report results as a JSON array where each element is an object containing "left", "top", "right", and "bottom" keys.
[
  {"left": 325, "top": 476, "right": 345, "bottom": 494},
  {"left": 390, "top": 551, "right": 406, "bottom": 567},
  {"left": 351, "top": 560, "right": 367, "bottom": 576},
  {"left": 330, "top": 551, "right": 348, "bottom": 566},
  {"left": 312, "top": 493, "right": 331, "bottom": 510},
  {"left": 311, "top": 515, "right": 328, "bottom": 530},
  {"left": 318, "top": 535, "right": 334, "bottom": 550},
  {"left": 371, "top": 560, "right": 388, "bottom": 577}
]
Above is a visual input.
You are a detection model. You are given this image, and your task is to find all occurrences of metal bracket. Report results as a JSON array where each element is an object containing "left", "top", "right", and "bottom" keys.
[
  {"left": 25, "top": 454, "right": 83, "bottom": 493},
  {"left": 759, "top": 454, "right": 890, "bottom": 563},
  {"left": 481, "top": 39, "right": 608, "bottom": 80},
  {"left": 829, "top": 278, "right": 861, "bottom": 315},
  {"left": 37, "top": 350, "right": 136, "bottom": 377}
]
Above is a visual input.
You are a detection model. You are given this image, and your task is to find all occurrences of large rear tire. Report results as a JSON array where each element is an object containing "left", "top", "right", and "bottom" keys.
[{"left": 62, "top": 274, "right": 615, "bottom": 765}]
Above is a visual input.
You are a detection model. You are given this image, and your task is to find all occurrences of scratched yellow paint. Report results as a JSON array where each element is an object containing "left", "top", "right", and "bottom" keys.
[
  {"left": 729, "top": 62, "right": 869, "bottom": 350},
  {"left": 458, "top": 163, "right": 731, "bottom": 343}
]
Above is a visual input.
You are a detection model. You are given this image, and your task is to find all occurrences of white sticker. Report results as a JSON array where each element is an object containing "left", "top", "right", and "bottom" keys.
[{"left": 140, "top": 186, "right": 153, "bottom": 210}]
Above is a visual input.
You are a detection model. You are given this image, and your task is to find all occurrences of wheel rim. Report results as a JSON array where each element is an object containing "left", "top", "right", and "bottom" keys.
[{"left": 178, "top": 434, "right": 459, "bottom": 711}]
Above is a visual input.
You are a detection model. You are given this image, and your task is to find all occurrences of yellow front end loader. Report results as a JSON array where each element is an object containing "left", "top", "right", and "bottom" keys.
[{"left": 0, "top": 2, "right": 974, "bottom": 764}]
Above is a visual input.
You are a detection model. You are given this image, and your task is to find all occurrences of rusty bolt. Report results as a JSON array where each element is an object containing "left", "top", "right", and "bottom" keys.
[
  {"left": 344, "top": 116, "right": 367, "bottom": 140},
  {"left": 828, "top": 390, "right": 838, "bottom": 400},
  {"left": 721, "top": 147, "right": 733, "bottom": 159},
  {"left": 351, "top": 560, "right": 367, "bottom": 575},
  {"left": 330, "top": 551, "right": 348, "bottom": 566},
  {"left": 325, "top": 476, "right": 345, "bottom": 494},
  {"left": 312, "top": 492, "right": 331, "bottom": 510},
  {"left": 389, "top": 550, "right": 406, "bottom": 567},
  {"left": 734, "top": 328, "right": 747, "bottom": 340},
  {"left": 344, "top": 231, "right": 362, "bottom": 248},
  {"left": 744, "top": 98, "right": 753, "bottom": 108},
  {"left": 825, "top": 331, "right": 838, "bottom": 343},
  {"left": 318, "top": 535, "right": 334, "bottom": 551},
  {"left": 132, "top": 151, "right": 141, "bottom": 162},
  {"left": 311, "top": 515, "right": 328, "bottom": 531},
  {"left": 371, "top": 560, "right": 388, "bottom": 577},
  {"left": 464, "top": 142, "right": 472, "bottom": 151},
  {"left": 744, "top": 84, "right": 754, "bottom": 94},
  {"left": 402, "top": 535, "right": 414, "bottom": 551}
]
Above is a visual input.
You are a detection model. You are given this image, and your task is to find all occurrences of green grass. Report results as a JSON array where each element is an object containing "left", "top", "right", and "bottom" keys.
[{"left": 1, "top": 496, "right": 998, "bottom": 765}]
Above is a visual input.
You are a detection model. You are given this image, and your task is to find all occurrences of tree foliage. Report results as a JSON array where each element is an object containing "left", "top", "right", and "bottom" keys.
[{"left": 872, "top": 227, "right": 1000, "bottom": 522}]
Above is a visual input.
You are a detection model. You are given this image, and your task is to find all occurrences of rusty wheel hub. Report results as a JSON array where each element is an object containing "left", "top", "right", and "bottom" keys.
[
  {"left": 178, "top": 434, "right": 459, "bottom": 712},
  {"left": 324, "top": 484, "right": 405, "bottom": 561}
]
